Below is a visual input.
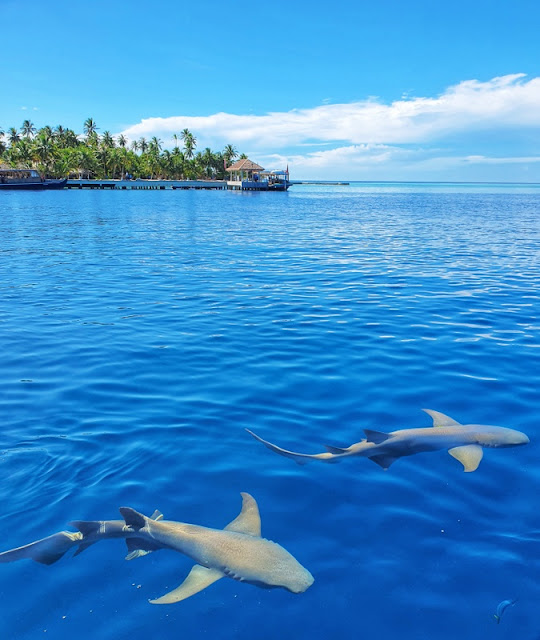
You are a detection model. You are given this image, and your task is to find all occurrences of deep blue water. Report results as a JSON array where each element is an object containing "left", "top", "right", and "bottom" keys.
[{"left": 1, "top": 183, "right": 539, "bottom": 640}]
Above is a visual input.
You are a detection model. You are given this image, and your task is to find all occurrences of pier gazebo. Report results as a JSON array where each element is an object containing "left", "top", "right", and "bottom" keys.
[
  {"left": 226, "top": 158, "right": 264, "bottom": 184},
  {"left": 226, "top": 158, "right": 290, "bottom": 191}
]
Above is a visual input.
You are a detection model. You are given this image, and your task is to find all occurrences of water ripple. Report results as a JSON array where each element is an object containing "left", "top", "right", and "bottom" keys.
[{"left": 0, "top": 188, "right": 539, "bottom": 639}]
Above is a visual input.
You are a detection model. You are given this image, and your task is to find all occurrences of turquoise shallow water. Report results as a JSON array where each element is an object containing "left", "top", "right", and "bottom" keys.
[{"left": 0, "top": 184, "right": 539, "bottom": 639}]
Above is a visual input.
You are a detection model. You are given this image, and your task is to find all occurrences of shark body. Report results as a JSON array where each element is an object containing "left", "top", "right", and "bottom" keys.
[
  {"left": 0, "top": 493, "right": 313, "bottom": 604},
  {"left": 247, "top": 409, "right": 529, "bottom": 472}
]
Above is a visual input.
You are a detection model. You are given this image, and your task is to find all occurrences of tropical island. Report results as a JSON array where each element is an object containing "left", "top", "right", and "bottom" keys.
[{"left": 0, "top": 118, "right": 242, "bottom": 180}]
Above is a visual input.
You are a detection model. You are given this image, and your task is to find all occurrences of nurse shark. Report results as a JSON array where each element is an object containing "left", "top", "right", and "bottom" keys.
[
  {"left": 0, "top": 493, "right": 313, "bottom": 604},
  {"left": 247, "top": 409, "right": 529, "bottom": 472}
]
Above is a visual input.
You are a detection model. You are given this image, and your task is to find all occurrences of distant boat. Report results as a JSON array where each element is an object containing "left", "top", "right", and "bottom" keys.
[{"left": 0, "top": 169, "right": 67, "bottom": 190}]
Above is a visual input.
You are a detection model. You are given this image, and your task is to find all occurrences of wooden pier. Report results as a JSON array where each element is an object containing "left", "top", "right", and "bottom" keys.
[{"left": 66, "top": 179, "right": 227, "bottom": 190}]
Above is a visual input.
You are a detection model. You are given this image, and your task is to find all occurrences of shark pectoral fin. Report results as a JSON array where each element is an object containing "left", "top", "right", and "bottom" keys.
[
  {"left": 423, "top": 409, "right": 462, "bottom": 427},
  {"left": 368, "top": 454, "right": 398, "bottom": 470},
  {"left": 363, "top": 429, "right": 392, "bottom": 444},
  {"left": 149, "top": 565, "right": 224, "bottom": 604},
  {"left": 224, "top": 493, "right": 262, "bottom": 537},
  {"left": 448, "top": 444, "right": 484, "bottom": 472},
  {"left": 124, "top": 537, "right": 162, "bottom": 561}
]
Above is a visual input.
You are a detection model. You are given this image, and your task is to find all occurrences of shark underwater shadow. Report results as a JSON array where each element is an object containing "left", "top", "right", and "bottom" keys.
[
  {"left": 0, "top": 492, "right": 314, "bottom": 604},
  {"left": 247, "top": 409, "right": 530, "bottom": 472}
]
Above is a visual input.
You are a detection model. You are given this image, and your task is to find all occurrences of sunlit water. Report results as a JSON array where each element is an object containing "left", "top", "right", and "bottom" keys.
[{"left": 1, "top": 184, "right": 539, "bottom": 639}]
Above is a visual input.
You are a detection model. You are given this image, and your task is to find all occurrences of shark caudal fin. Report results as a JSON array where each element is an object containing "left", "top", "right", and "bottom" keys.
[
  {"left": 0, "top": 530, "right": 82, "bottom": 565},
  {"left": 246, "top": 429, "right": 337, "bottom": 464}
]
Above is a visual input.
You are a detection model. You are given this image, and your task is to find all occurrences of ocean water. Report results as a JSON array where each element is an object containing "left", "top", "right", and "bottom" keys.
[{"left": 0, "top": 183, "right": 539, "bottom": 640}]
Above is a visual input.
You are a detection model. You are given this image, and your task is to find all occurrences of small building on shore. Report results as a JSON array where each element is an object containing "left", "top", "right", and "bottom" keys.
[{"left": 226, "top": 158, "right": 290, "bottom": 191}]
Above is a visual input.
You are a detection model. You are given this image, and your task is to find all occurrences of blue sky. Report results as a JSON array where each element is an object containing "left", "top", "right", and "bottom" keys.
[{"left": 2, "top": 0, "right": 540, "bottom": 180}]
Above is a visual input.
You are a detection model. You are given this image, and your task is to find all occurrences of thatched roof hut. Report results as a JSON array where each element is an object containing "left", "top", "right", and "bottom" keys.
[
  {"left": 226, "top": 158, "right": 264, "bottom": 182},
  {"left": 226, "top": 159, "right": 264, "bottom": 172}
]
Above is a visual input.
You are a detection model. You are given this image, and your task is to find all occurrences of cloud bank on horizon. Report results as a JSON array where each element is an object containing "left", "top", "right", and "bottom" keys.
[{"left": 120, "top": 74, "right": 540, "bottom": 180}]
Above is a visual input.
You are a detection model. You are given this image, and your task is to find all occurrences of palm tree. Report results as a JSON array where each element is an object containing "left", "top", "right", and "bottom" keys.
[
  {"left": 223, "top": 144, "right": 238, "bottom": 167},
  {"left": 131, "top": 140, "right": 139, "bottom": 153},
  {"left": 38, "top": 125, "right": 53, "bottom": 141},
  {"left": 101, "top": 131, "right": 115, "bottom": 148},
  {"left": 201, "top": 147, "right": 216, "bottom": 178},
  {"left": 150, "top": 136, "right": 162, "bottom": 153},
  {"left": 171, "top": 147, "right": 184, "bottom": 179},
  {"left": 138, "top": 137, "right": 148, "bottom": 154},
  {"left": 117, "top": 134, "right": 127, "bottom": 148},
  {"left": 34, "top": 133, "right": 56, "bottom": 174},
  {"left": 8, "top": 127, "right": 20, "bottom": 145},
  {"left": 181, "top": 128, "right": 196, "bottom": 160},
  {"left": 13, "top": 137, "right": 33, "bottom": 167},
  {"left": 83, "top": 117, "right": 98, "bottom": 140},
  {"left": 63, "top": 129, "right": 79, "bottom": 148},
  {"left": 21, "top": 119, "right": 36, "bottom": 139}
]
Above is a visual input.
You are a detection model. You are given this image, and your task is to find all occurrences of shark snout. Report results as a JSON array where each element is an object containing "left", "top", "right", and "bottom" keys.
[
  {"left": 514, "top": 431, "right": 530, "bottom": 446},
  {"left": 286, "top": 568, "right": 315, "bottom": 593}
]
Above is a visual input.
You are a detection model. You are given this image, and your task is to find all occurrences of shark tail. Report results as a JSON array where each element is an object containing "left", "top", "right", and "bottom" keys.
[
  {"left": 246, "top": 429, "right": 337, "bottom": 464},
  {"left": 0, "top": 530, "right": 82, "bottom": 565}
]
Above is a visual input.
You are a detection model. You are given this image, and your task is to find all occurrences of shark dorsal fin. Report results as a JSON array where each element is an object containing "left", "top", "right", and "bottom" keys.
[
  {"left": 119, "top": 507, "right": 146, "bottom": 530},
  {"left": 224, "top": 492, "right": 261, "bottom": 537},
  {"left": 325, "top": 444, "right": 348, "bottom": 454},
  {"left": 364, "top": 429, "right": 391, "bottom": 444},
  {"left": 124, "top": 510, "right": 164, "bottom": 560},
  {"left": 448, "top": 444, "right": 483, "bottom": 472},
  {"left": 149, "top": 564, "right": 224, "bottom": 604},
  {"left": 423, "top": 409, "right": 462, "bottom": 427}
]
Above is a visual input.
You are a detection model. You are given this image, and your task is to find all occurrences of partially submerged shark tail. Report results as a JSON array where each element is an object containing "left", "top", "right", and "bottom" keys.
[
  {"left": 246, "top": 429, "right": 338, "bottom": 464},
  {"left": 0, "top": 508, "right": 165, "bottom": 566},
  {"left": 0, "top": 530, "right": 83, "bottom": 566}
]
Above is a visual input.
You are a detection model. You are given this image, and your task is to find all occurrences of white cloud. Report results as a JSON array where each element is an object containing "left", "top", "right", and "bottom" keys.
[
  {"left": 117, "top": 74, "right": 540, "bottom": 179},
  {"left": 119, "top": 73, "right": 540, "bottom": 150},
  {"left": 257, "top": 145, "right": 540, "bottom": 180}
]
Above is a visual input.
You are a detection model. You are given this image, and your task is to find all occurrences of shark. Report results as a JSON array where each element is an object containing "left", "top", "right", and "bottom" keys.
[
  {"left": 0, "top": 492, "right": 314, "bottom": 604},
  {"left": 247, "top": 409, "right": 530, "bottom": 472}
]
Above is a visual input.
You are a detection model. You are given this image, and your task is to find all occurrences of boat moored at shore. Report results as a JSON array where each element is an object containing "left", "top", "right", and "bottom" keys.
[{"left": 0, "top": 169, "right": 67, "bottom": 190}]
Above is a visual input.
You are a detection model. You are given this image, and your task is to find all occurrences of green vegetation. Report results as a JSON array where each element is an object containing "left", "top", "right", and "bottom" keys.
[{"left": 0, "top": 119, "right": 240, "bottom": 180}]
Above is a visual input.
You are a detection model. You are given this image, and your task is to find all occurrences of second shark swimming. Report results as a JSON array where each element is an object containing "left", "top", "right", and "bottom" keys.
[
  {"left": 0, "top": 493, "right": 313, "bottom": 604},
  {"left": 247, "top": 409, "right": 529, "bottom": 472}
]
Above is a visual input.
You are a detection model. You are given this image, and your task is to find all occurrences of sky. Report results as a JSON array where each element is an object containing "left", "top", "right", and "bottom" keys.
[{"left": 1, "top": 0, "right": 540, "bottom": 181}]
